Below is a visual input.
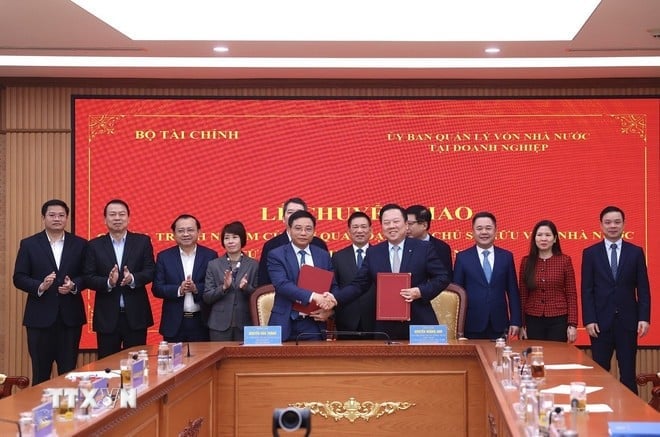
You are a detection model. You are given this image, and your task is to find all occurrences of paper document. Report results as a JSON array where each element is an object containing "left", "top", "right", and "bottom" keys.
[
  {"left": 66, "top": 370, "right": 120, "bottom": 381},
  {"left": 545, "top": 364, "right": 594, "bottom": 370},
  {"left": 541, "top": 384, "right": 603, "bottom": 395},
  {"left": 555, "top": 403, "right": 613, "bottom": 413}
]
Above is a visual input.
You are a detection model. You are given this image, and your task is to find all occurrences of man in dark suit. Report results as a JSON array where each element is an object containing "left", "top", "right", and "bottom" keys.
[
  {"left": 13, "top": 199, "right": 87, "bottom": 385},
  {"left": 405, "top": 204, "right": 453, "bottom": 281},
  {"left": 257, "top": 197, "right": 328, "bottom": 286},
  {"left": 267, "top": 210, "right": 337, "bottom": 341},
  {"left": 329, "top": 204, "right": 450, "bottom": 340},
  {"left": 581, "top": 206, "right": 651, "bottom": 394},
  {"left": 331, "top": 211, "right": 376, "bottom": 339},
  {"left": 84, "top": 199, "right": 156, "bottom": 359},
  {"left": 454, "top": 211, "right": 521, "bottom": 340},
  {"left": 152, "top": 214, "right": 218, "bottom": 343}
]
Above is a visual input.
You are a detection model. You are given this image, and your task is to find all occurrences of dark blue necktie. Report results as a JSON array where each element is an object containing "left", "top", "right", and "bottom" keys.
[
  {"left": 610, "top": 243, "right": 618, "bottom": 279},
  {"left": 356, "top": 248, "right": 364, "bottom": 269}
]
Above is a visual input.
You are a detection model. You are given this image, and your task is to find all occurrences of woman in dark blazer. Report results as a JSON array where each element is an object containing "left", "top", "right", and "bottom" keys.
[{"left": 203, "top": 221, "right": 258, "bottom": 341}]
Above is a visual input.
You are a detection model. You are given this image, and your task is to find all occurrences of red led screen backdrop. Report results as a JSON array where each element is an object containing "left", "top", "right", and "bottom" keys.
[{"left": 73, "top": 97, "right": 659, "bottom": 348}]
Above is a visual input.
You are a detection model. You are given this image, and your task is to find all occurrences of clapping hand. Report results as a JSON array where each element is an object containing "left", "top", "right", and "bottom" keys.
[
  {"left": 120, "top": 265, "right": 133, "bottom": 286},
  {"left": 108, "top": 264, "right": 119, "bottom": 287},
  {"left": 222, "top": 269, "right": 233, "bottom": 290},
  {"left": 181, "top": 275, "right": 196, "bottom": 294},
  {"left": 58, "top": 275, "right": 75, "bottom": 294},
  {"left": 39, "top": 271, "right": 56, "bottom": 292},
  {"left": 238, "top": 274, "right": 248, "bottom": 290}
]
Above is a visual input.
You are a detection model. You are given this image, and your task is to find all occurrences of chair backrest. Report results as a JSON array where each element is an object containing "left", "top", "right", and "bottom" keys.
[
  {"left": 0, "top": 375, "right": 30, "bottom": 399},
  {"left": 430, "top": 283, "right": 467, "bottom": 340},
  {"left": 249, "top": 284, "right": 276, "bottom": 326}
]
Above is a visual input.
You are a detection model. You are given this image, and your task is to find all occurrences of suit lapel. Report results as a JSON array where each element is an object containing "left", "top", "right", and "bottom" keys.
[
  {"left": 102, "top": 234, "right": 120, "bottom": 266},
  {"left": 474, "top": 246, "right": 489, "bottom": 285},
  {"left": 347, "top": 248, "right": 358, "bottom": 274},
  {"left": 598, "top": 242, "right": 615, "bottom": 281},
  {"left": 399, "top": 238, "right": 412, "bottom": 272},
  {"left": 59, "top": 232, "right": 74, "bottom": 273},
  {"left": 121, "top": 232, "right": 135, "bottom": 268},
  {"left": 234, "top": 255, "right": 248, "bottom": 283},
  {"left": 37, "top": 231, "right": 59, "bottom": 272},
  {"left": 491, "top": 247, "right": 500, "bottom": 279},
  {"left": 309, "top": 245, "right": 323, "bottom": 268},
  {"left": 616, "top": 241, "right": 629, "bottom": 279},
  {"left": 284, "top": 245, "right": 300, "bottom": 282},
  {"left": 172, "top": 247, "right": 186, "bottom": 280},
  {"left": 375, "top": 242, "right": 393, "bottom": 273}
]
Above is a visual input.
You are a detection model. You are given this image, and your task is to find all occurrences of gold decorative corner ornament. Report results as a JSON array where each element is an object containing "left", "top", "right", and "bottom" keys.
[
  {"left": 290, "top": 397, "right": 415, "bottom": 423},
  {"left": 88, "top": 114, "right": 125, "bottom": 143},
  {"left": 610, "top": 114, "right": 647, "bottom": 141}
]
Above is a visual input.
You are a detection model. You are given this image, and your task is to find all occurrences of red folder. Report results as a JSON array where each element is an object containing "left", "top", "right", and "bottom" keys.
[
  {"left": 293, "top": 264, "right": 333, "bottom": 314},
  {"left": 376, "top": 272, "right": 411, "bottom": 321}
]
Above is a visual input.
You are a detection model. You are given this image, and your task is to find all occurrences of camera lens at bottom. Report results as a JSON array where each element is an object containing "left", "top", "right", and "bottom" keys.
[{"left": 279, "top": 408, "right": 302, "bottom": 430}]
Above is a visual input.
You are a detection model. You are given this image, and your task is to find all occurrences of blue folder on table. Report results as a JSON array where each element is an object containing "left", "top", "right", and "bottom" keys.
[{"left": 608, "top": 421, "right": 660, "bottom": 436}]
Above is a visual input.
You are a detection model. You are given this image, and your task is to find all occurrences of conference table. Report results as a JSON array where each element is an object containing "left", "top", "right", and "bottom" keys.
[{"left": 0, "top": 340, "right": 657, "bottom": 436}]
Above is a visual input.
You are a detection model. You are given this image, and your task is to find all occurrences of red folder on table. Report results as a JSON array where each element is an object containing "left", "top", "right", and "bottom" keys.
[
  {"left": 293, "top": 264, "right": 333, "bottom": 314},
  {"left": 376, "top": 272, "right": 411, "bottom": 321}
]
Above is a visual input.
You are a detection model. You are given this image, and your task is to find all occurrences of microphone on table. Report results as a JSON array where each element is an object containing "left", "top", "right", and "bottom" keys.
[
  {"left": 187, "top": 343, "right": 191, "bottom": 358},
  {"left": 294, "top": 332, "right": 326, "bottom": 345},
  {"left": 548, "top": 406, "right": 562, "bottom": 428},
  {"left": 520, "top": 347, "right": 533, "bottom": 375},
  {"left": 321, "top": 330, "right": 393, "bottom": 344},
  {"left": 104, "top": 367, "right": 124, "bottom": 390}
]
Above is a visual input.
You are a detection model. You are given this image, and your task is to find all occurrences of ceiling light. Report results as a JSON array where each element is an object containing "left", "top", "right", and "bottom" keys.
[
  {"left": 213, "top": 46, "right": 229, "bottom": 53},
  {"left": 485, "top": 48, "right": 501, "bottom": 54}
]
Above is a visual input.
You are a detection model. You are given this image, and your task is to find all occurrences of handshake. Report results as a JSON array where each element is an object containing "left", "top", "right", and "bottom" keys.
[{"left": 312, "top": 292, "right": 337, "bottom": 310}]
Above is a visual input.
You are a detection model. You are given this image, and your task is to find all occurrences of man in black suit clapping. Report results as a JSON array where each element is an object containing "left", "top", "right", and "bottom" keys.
[
  {"left": 13, "top": 199, "right": 88, "bottom": 384},
  {"left": 84, "top": 199, "right": 155, "bottom": 358}
]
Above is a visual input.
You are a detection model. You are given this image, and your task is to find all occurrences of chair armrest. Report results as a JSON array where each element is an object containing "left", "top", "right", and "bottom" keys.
[
  {"left": 0, "top": 375, "right": 30, "bottom": 399},
  {"left": 636, "top": 373, "right": 660, "bottom": 388}
]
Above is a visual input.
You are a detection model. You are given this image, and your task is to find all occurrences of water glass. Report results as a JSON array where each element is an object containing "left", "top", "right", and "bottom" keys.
[
  {"left": 569, "top": 381, "right": 587, "bottom": 412},
  {"left": 530, "top": 346, "right": 545, "bottom": 381},
  {"left": 120, "top": 359, "right": 133, "bottom": 388}
]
